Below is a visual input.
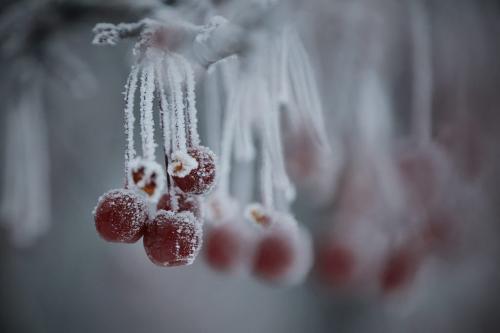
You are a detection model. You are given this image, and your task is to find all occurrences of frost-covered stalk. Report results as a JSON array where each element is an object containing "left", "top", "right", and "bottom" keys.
[
  {"left": 123, "top": 65, "right": 139, "bottom": 182},
  {"left": 139, "top": 61, "right": 157, "bottom": 161},
  {"left": 167, "top": 56, "right": 188, "bottom": 153},
  {"left": 178, "top": 55, "right": 201, "bottom": 148}
]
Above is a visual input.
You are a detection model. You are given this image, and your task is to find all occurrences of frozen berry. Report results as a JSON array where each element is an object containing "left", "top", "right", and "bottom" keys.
[
  {"left": 379, "top": 248, "right": 419, "bottom": 293},
  {"left": 93, "top": 189, "right": 148, "bottom": 243},
  {"left": 171, "top": 146, "right": 216, "bottom": 195},
  {"left": 316, "top": 243, "right": 355, "bottom": 287},
  {"left": 143, "top": 211, "right": 202, "bottom": 267},
  {"left": 204, "top": 224, "right": 244, "bottom": 272},
  {"left": 157, "top": 192, "right": 202, "bottom": 219},
  {"left": 253, "top": 232, "right": 294, "bottom": 281}
]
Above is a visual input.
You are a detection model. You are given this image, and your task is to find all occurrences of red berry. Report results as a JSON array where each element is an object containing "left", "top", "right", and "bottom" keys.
[
  {"left": 93, "top": 189, "right": 148, "bottom": 243},
  {"left": 379, "top": 248, "right": 419, "bottom": 293},
  {"left": 204, "top": 224, "right": 244, "bottom": 272},
  {"left": 253, "top": 232, "right": 295, "bottom": 281},
  {"left": 157, "top": 192, "right": 202, "bottom": 219},
  {"left": 143, "top": 211, "right": 202, "bottom": 267},
  {"left": 172, "top": 146, "right": 216, "bottom": 195},
  {"left": 316, "top": 243, "right": 355, "bottom": 287}
]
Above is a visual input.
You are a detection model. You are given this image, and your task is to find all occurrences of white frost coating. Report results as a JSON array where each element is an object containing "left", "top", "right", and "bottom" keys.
[
  {"left": 155, "top": 57, "right": 171, "bottom": 156},
  {"left": 124, "top": 65, "right": 139, "bottom": 178},
  {"left": 166, "top": 55, "right": 188, "bottom": 152},
  {"left": 92, "top": 21, "right": 143, "bottom": 46},
  {"left": 139, "top": 61, "right": 157, "bottom": 161},
  {"left": 168, "top": 150, "right": 199, "bottom": 178},
  {"left": 127, "top": 158, "right": 166, "bottom": 202},
  {"left": 177, "top": 55, "right": 201, "bottom": 147},
  {"left": 261, "top": 149, "right": 274, "bottom": 209}
]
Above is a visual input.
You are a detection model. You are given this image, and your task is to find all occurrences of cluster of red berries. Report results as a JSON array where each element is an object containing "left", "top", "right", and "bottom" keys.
[
  {"left": 203, "top": 201, "right": 312, "bottom": 285},
  {"left": 315, "top": 144, "right": 460, "bottom": 295},
  {"left": 94, "top": 146, "right": 216, "bottom": 267}
]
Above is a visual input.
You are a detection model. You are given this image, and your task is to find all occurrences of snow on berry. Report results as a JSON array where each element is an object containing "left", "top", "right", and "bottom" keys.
[
  {"left": 143, "top": 210, "right": 202, "bottom": 267},
  {"left": 127, "top": 158, "right": 166, "bottom": 202},
  {"left": 168, "top": 150, "right": 199, "bottom": 178},
  {"left": 171, "top": 146, "right": 217, "bottom": 195},
  {"left": 93, "top": 189, "right": 148, "bottom": 243}
]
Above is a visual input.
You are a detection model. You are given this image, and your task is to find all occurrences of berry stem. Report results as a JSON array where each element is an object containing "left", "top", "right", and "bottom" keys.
[{"left": 123, "top": 65, "right": 139, "bottom": 187}]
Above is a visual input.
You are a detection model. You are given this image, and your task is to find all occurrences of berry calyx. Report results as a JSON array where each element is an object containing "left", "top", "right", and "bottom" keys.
[
  {"left": 128, "top": 158, "right": 166, "bottom": 201},
  {"left": 143, "top": 211, "right": 202, "bottom": 267},
  {"left": 244, "top": 203, "right": 273, "bottom": 228},
  {"left": 171, "top": 146, "right": 216, "bottom": 195},
  {"left": 93, "top": 189, "right": 148, "bottom": 243}
]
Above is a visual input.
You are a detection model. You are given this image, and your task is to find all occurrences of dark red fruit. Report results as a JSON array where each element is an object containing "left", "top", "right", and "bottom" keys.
[
  {"left": 204, "top": 224, "right": 243, "bottom": 272},
  {"left": 316, "top": 243, "right": 355, "bottom": 287},
  {"left": 380, "top": 248, "right": 419, "bottom": 293},
  {"left": 172, "top": 146, "right": 216, "bottom": 195},
  {"left": 94, "top": 189, "right": 148, "bottom": 243},
  {"left": 143, "top": 211, "right": 202, "bottom": 267},
  {"left": 253, "top": 232, "right": 295, "bottom": 281},
  {"left": 157, "top": 192, "right": 202, "bottom": 219}
]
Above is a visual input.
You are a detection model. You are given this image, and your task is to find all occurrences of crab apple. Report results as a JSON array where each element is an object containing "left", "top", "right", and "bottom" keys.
[
  {"left": 93, "top": 189, "right": 148, "bottom": 243},
  {"left": 252, "top": 221, "right": 312, "bottom": 285},
  {"left": 143, "top": 211, "right": 202, "bottom": 267},
  {"left": 204, "top": 224, "right": 246, "bottom": 272},
  {"left": 379, "top": 247, "right": 420, "bottom": 293},
  {"left": 157, "top": 191, "right": 202, "bottom": 220},
  {"left": 316, "top": 242, "right": 355, "bottom": 288},
  {"left": 171, "top": 146, "right": 216, "bottom": 195}
]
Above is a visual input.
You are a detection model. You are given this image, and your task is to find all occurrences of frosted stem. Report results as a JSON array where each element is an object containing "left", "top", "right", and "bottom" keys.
[
  {"left": 167, "top": 55, "right": 188, "bottom": 152},
  {"left": 124, "top": 65, "right": 139, "bottom": 181},
  {"left": 410, "top": 1, "right": 433, "bottom": 146},
  {"left": 219, "top": 87, "right": 240, "bottom": 195},
  {"left": 178, "top": 55, "right": 201, "bottom": 147},
  {"left": 139, "top": 62, "right": 157, "bottom": 161},
  {"left": 261, "top": 149, "right": 274, "bottom": 209},
  {"left": 155, "top": 58, "right": 171, "bottom": 158}
]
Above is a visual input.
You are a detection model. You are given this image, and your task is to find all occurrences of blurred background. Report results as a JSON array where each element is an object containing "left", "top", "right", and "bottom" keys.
[{"left": 1, "top": 0, "right": 500, "bottom": 332}]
